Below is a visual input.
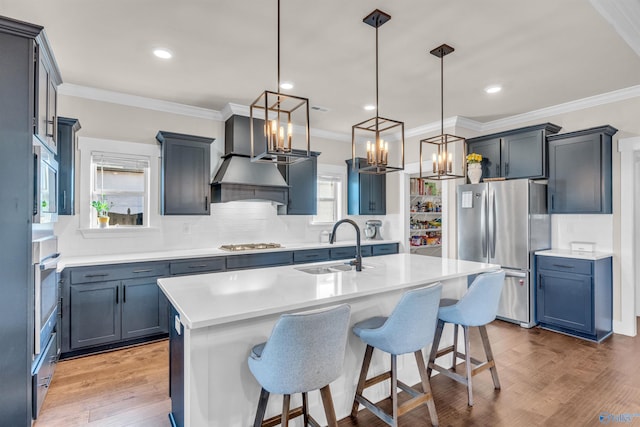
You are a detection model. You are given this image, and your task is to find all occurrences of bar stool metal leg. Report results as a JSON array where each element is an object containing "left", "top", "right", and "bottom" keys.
[
  {"left": 253, "top": 388, "right": 270, "bottom": 427},
  {"left": 463, "top": 326, "right": 473, "bottom": 406},
  {"left": 390, "top": 355, "right": 398, "bottom": 427},
  {"left": 351, "top": 344, "right": 374, "bottom": 418},
  {"left": 427, "top": 320, "right": 445, "bottom": 378},
  {"left": 479, "top": 325, "right": 500, "bottom": 389},
  {"left": 281, "top": 394, "right": 291, "bottom": 426},
  {"left": 415, "top": 350, "right": 439, "bottom": 427},
  {"left": 452, "top": 324, "right": 459, "bottom": 370},
  {"left": 320, "top": 385, "right": 339, "bottom": 427}
]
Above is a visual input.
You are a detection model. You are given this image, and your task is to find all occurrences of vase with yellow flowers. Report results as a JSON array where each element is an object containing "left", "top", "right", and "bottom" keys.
[{"left": 466, "top": 153, "right": 483, "bottom": 184}]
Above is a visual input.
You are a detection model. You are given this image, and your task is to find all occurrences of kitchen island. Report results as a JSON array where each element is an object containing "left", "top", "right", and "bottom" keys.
[{"left": 158, "top": 253, "right": 498, "bottom": 427}]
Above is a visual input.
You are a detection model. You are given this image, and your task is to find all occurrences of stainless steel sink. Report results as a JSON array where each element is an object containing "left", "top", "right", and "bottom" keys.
[{"left": 295, "top": 262, "right": 372, "bottom": 275}]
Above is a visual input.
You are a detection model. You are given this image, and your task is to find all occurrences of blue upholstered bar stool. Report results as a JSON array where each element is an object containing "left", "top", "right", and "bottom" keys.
[
  {"left": 351, "top": 283, "right": 442, "bottom": 427},
  {"left": 427, "top": 270, "right": 505, "bottom": 407},
  {"left": 248, "top": 304, "right": 351, "bottom": 427}
]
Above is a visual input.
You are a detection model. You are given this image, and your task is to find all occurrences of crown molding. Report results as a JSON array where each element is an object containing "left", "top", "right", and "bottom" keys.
[
  {"left": 60, "top": 83, "right": 640, "bottom": 142},
  {"left": 58, "top": 83, "right": 223, "bottom": 120},
  {"left": 480, "top": 84, "right": 640, "bottom": 132},
  {"left": 590, "top": 0, "right": 640, "bottom": 58}
]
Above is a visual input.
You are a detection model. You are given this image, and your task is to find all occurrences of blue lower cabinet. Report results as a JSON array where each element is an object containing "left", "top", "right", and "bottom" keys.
[{"left": 536, "top": 255, "right": 612, "bottom": 342}]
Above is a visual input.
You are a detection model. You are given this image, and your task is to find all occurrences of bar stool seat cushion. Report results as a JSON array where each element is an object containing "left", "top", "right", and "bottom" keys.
[{"left": 352, "top": 316, "right": 387, "bottom": 337}]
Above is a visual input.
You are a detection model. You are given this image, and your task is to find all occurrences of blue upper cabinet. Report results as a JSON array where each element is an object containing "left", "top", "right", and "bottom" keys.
[
  {"left": 547, "top": 125, "right": 617, "bottom": 214},
  {"left": 466, "top": 123, "right": 561, "bottom": 181},
  {"left": 56, "top": 117, "right": 81, "bottom": 215},
  {"left": 156, "top": 131, "right": 214, "bottom": 215},
  {"left": 346, "top": 158, "right": 386, "bottom": 215}
]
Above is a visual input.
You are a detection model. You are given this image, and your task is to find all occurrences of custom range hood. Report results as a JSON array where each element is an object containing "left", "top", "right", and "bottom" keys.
[{"left": 211, "top": 115, "right": 289, "bottom": 204}]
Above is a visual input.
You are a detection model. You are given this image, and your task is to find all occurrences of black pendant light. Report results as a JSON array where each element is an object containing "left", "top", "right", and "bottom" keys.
[
  {"left": 351, "top": 9, "right": 405, "bottom": 175},
  {"left": 250, "top": 0, "right": 311, "bottom": 165},
  {"left": 420, "top": 44, "right": 465, "bottom": 180}
]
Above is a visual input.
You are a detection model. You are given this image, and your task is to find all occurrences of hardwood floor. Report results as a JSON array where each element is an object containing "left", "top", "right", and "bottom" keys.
[{"left": 36, "top": 320, "right": 640, "bottom": 427}]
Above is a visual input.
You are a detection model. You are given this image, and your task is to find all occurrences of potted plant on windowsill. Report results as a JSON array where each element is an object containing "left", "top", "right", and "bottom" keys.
[{"left": 91, "top": 198, "right": 110, "bottom": 228}]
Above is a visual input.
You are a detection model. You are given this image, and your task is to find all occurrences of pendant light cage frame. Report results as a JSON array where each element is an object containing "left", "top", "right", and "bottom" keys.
[
  {"left": 352, "top": 9, "right": 405, "bottom": 175},
  {"left": 420, "top": 43, "right": 466, "bottom": 180},
  {"left": 250, "top": 90, "right": 311, "bottom": 165},
  {"left": 250, "top": 0, "right": 311, "bottom": 165}
]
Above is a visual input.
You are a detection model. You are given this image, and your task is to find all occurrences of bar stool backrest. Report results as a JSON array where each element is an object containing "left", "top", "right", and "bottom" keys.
[
  {"left": 358, "top": 283, "right": 442, "bottom": 355},
  {"left": 454, "top": 270, "right": 505, "bottom": 326},
  {"left": 248, "top": 304, "right": 351, "bottom": 395}
]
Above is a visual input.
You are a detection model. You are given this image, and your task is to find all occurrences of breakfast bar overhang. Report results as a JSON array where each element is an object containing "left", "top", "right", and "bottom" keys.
[{"left": 158, "top": 253, "right": 499, "bottom": 427}]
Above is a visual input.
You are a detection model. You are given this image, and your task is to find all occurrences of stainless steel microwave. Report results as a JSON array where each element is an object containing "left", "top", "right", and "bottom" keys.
[{"left": 33, "top": 142, "right": 58, "bottom": 224}]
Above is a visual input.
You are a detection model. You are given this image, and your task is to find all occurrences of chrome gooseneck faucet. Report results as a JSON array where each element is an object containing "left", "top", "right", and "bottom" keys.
[{"left": 329, "top": 219, "right": 362, "bottom": 272}]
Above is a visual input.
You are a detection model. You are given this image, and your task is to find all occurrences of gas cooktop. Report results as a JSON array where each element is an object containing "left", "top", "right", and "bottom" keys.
[{"left": 219, "top": 243, "right": 282, "bottom": 252}]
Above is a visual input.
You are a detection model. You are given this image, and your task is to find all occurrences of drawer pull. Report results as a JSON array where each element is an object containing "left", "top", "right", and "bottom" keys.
[
  {"left": 306, "top": 254, "right": 319, "bottom": 258},
  {"left": 188, "top": 264, "right": 208, "bottom": 269},
  {"left": 552, "top": 264, "right": 574, "bottom": 269},
  {"left": 132, "top": 269, "right": 153, "bottom": 273},
  {"left": 85, "top": 273, "right": 108, "bottom": 278}
]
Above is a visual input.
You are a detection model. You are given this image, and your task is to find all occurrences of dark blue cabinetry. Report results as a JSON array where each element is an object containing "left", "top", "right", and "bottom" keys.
[
  {"left": 278, "top": 151, "right": 320, "bottom": 215},
  {"left": 56, "top": 117, "right": 80, "bottom": 215},
  {"left": 547, "top": 125, "right": 617, "bottom": 214},
  {"left": 61, "top": 261, "right": 170, "bottom": 357},
  {"left": 156, "top": 131, "right": 214, "bottom": 215},
  {"left": 466, "top": 123, "right": 561, "bottom": 181},
  {"left": 61, "top": 243, "right": 399, "bottom": 357},
  {"left": 536, "top": 255, "right": 612, "bottom": 342},
  {"left": 346, "top": 158, "right": 386, "bottom": 215}
]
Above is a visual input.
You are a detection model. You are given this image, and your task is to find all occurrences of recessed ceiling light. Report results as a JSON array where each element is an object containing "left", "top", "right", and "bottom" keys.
[
  {"left": 364, "top": 105, "right": 376, "bottom": 111},
  {"left": 485, "top": 85, "right": 502, "bottom": 94},
  {"left": 280, "top": 82, "right": 294, "bottom": 90},
  {"left": 153, "top": 48, "right": 172, "bottom": 59}
]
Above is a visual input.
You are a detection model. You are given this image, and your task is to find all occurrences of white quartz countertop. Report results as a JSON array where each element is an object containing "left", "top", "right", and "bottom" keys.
[
  {"left": 158, "top": 253, "right": 499, "bottom": 330},
  {"left": 57, "top": 239, "right": 399, "bottom": 270},
  {"left": 535, "top": 249, "right": 613, "bottom": 261}
]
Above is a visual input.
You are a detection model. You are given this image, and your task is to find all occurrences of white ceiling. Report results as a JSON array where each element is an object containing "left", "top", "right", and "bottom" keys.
[{"left": 2, "top": 0, "right": 640, "bottom": 135}]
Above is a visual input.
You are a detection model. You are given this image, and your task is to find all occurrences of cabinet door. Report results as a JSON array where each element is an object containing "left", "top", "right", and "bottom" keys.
[
  {"left": 36, "top": 54, "right": 48, "bottom": 145},
  {"left": 502, "top": 130, "right": 544, "bottom": 179},
  {"left": 70, "top": 281, "right": 121, "bottom": 349},
  {"left": 47, "top": 77, "right": 57, "bottom": 150},
  {"left": 467, "top": 138, "right": 501, "bottom": 179},
  {"left": 57, "top": 118, "right": 80, "bottom": 215},
  {"left": 548, "top": 134, "right": 603, "bottom": 213},
  {"left": 161, "top": 136, "right": 212, "bottom": 215},
  {"left": 279, "top": 155, "right": 317, "bottom": 215},
  {"left": 121, "top": 278, "right": 167, "bottom": 339},
  {"left": 537, "top": 270, "right": 593, "bottom": 334},
  {"left": 368, "top": 173, "right": 386, "bottom": 215}
]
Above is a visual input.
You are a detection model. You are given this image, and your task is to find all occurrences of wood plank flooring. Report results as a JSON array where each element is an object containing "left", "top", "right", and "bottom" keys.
[{"left": 36, "top": 320, "right": 640, "bottom": 427}]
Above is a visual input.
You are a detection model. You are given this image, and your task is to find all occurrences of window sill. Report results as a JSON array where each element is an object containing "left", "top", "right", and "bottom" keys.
[{"left": 79, "top": 226, "right": 161, "bottom": 239}]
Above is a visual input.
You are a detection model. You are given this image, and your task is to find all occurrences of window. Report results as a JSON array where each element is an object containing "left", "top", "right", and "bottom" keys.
[
  {"left": 313, "top": 175, "right": 342, "bottom": 224},
  {"left": 91, "top": 153, "right": 149, "bottom": 227}
]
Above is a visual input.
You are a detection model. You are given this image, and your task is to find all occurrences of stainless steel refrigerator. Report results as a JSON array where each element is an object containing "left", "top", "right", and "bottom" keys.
[{"left": 457, "top": 179, "right": 550, "bottom": 327}]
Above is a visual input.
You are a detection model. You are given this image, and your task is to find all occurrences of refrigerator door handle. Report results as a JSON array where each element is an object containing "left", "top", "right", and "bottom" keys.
[
  {"left": 489, "top": 188, "right": 496, "bottom": 258},
  {"left": 481, "top": 189, "right": 487, "bottom": 258},
  {"left": 504, "top": 270, "right": 527, "bottom": 278}
]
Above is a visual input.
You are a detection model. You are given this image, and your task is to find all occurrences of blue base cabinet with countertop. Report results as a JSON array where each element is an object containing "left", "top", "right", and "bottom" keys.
[
  {"left": 60, "top": 243, "right": 399, "bottom": 358},
  {"left": 536, "top": 254, "right": 612, "bottom": 342}
]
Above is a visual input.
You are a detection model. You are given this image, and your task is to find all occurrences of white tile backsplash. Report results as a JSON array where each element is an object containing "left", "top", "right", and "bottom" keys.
[
  {"left": 55, "top": 202, "right": 394, "bottom": 257},
  {"left": 551, "top": 214, "right": 613, "bottom": 252}
]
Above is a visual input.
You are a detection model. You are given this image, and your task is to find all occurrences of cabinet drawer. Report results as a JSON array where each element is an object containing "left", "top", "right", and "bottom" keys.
[
  {"left": 372, "top": 243, "right": 399, "bottom": 256},
  {"left": 293, "top": 249, "right": 331, "bottom": 264},
  {"left": 170, "top": 258, "right": 225, "bottom": 275},
  {"left": 537, "top": 256, "right": 592, "bottom": 275},
  {"left": 226, "top": 251, "right": 293, "bottom": 270},
  {"left": 360, "top": 246, "right": 373, "bottom": 257},
  {"left": 70, "top": 262, "right": 170, "bottom": 284},
  {"left": 330, "top": 246, "right": 356, "bottom": 260}
]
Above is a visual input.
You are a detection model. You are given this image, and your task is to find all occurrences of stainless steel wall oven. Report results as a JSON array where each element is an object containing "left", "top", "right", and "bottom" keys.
[{"left": 31, "top": 235, "right": 60, "bottom": 419}]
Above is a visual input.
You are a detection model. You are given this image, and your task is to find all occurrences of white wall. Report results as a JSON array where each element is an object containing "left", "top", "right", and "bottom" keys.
[{"left": 55, "top": 95, "right": 400, "bottom": 257}]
